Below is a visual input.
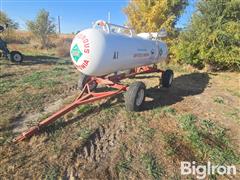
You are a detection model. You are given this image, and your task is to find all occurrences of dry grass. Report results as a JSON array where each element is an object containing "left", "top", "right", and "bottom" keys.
[
  {"left": 4, "top": 30, "right": 74, "bottom": 56},
  {"left": 0, "top": 31, "right": 239, "bottom": 179},
  {"left": 2, "top": 30, "right": 32, "bottom": 44},
  {"left": 55, "top": 37, "right": 72, "bottom": 57}
]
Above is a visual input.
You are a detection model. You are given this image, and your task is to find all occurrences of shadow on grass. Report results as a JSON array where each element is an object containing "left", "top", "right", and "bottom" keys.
[
  {"left": 143, "top": 72, "right": 210, "bottom": 110},
  {"left": 12, "top": 72, "right": 209, "bottom": 140},
  {"left": 22, "top": 55, "right": 72, "bottom": 66}
]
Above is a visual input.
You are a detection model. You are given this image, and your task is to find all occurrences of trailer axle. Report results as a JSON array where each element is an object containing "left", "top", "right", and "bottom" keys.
[{"left": 13, "top": 65, "right": 162, "bottom": 142}]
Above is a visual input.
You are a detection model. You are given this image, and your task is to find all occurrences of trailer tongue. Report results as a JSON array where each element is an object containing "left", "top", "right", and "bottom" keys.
[{"left": 13, "top": 66, "right": 168, "bottom": 142}]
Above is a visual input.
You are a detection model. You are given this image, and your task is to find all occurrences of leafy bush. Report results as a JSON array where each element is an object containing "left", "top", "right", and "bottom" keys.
[
  {"left": 0, "top": 11, "right": 18, "bottom": 29},
  {"left": 27, "top": 9, "right": 56, "bottom": 48},
  {"left": 124, "top": 0, "right": 188, "bottom": 33},
  {"left": 172, "top": 0, "right": 240, "bottom": 71}
]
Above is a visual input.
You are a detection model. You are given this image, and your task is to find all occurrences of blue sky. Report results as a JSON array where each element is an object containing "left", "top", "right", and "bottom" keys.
[{"left": 1, "top": 0, "right": 197, "bottom": 33}]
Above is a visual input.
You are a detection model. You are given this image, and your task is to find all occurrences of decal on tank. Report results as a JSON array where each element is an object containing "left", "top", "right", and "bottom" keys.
[
  {"left": 133, "top": 52, "right": 150, "bottom": 58},
  {"left": 76, "top": 33, "right": 90, "bottom": 54},
  {"left": 76, "top": 60, "right": 89, "bottom": 70},
  {"left": 71, "top": 44, "right": 82, "bottom": 62}
]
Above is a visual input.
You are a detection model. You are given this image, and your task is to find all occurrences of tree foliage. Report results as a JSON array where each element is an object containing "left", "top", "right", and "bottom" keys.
[
  {"left": 172, "top": 0, "right": 240, "bottom": 70},
  {"left": 27, "top": 9, "right": 56, "bottom": 48},
  {"left": 0, "top": 11, "right": 19, "bottom": 29},
  {"left": 124, "top": 0, "right": 188, "bottom": 33}
]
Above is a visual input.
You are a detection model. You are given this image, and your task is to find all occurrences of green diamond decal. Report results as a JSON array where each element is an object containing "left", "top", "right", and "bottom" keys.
[{"left": 71, "top": 44, "right": 82, "bottom": 62}]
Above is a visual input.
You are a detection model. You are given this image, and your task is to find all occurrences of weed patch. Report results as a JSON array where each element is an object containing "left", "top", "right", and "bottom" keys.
[
  {"left": 227, "top": 88, "right": 240, "bottom": 98},
  {"left": 77, "top": 104, "right": 96, "bottom": 114},
  {"left": 177, "top": 114, "right": 240, "bottom": 165},
  {"left": 163, "top": 133, "right": 179, "bottom": 156},
  {"left": 22, "top": 71, "right": 61, "bottom": 89},
  {"left": 162, "top": 106, "right": 177, "bottom": 116},
  {"left": 42, "top": 164, "right": 60, "bottom": 180},
  {"left": 139, "top": 126, "right": 156, "bottom": 142},
  {"left": 225, "top": 109, "right": 240, "bottom": 124},
  {"left": 116, "top": 156, "right": 132, "bottom": 174},
  {"left": 116, "top": 144, "right": 133, "bottom": 175},
  {"left": 213, "top": 96, "right": 224, "bottom": 104},
  {"left": 96, "top": 106, "right": 120, "bottom": 124},
  {"left": 141, "top": 152, "right": 164, "bottom": 179},
  {"left": 77, "top": 128, "right": 92, "bottom": 140},
  {"left": 162, "top": 132, "right": 197, "bottom": 162},
  {"left": 41, "top": 118, "right": 65, "bottom": 140},
  {"left": 0, "top": 131, "right": 16, "bottom": 145},
  {"left": 17, "top": 92, "right": 46, "bottom": 111},
  {"left": 0, "top": 79, "right": 16, "bottom": 94}
]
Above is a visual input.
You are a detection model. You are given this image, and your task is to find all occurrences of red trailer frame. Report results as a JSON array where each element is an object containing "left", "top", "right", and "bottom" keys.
[{"left": 13, "top": 65, "right": 163, "bottom": 142}]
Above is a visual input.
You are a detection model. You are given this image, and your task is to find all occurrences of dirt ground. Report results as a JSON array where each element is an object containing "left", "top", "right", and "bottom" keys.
[{"left": 0, "top": 56, "right": 239, "bottom": 179}]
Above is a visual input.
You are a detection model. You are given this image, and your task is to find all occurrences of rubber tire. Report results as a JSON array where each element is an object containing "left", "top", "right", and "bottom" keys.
[
  {"left": 161, "top": 69, "right": 174, "bottom": 88},
  {"left": 10, "top": 51, "right": 23, "bottom": 63},
  {"left": 78, "top": 73, "right": 97, "bottom": 91},
  {"left": 125, "top": 81, "right": 146, "bottom": 112}
]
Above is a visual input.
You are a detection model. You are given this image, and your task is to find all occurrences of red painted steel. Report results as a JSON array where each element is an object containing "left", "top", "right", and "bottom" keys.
[{"left": 13, "top": 65, "right": 162, "bottom": 142}]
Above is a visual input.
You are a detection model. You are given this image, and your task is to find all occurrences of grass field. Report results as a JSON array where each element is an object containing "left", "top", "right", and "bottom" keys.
[{"left": 0, "top": 45, "right": 240, "bottom": 179}]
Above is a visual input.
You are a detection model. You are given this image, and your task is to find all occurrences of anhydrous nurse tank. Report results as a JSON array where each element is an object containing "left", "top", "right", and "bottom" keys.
[{"left": 70, "top": 20, "right": 168, "bottom": 76}]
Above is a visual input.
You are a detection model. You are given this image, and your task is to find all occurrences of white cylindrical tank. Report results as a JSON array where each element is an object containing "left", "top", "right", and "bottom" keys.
[{"left": 70, "top": 20, "right": 168, "bottom": 76}]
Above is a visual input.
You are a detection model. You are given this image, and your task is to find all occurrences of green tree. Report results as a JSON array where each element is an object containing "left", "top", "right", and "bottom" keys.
[
  {"left": 27, "top": 9, "right": 56, "bottom": 48},
  {"left": 173, "top": 0, "right": 240, "bottom": 70},
  {"left": 124, "top": 0, "right": 188, "bottom": 33},
  {"left": 0, "top": 11, "right": 19, "bottom": 29}
]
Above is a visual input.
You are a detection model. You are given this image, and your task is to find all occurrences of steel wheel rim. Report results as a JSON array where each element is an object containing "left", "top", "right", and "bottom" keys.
[
  {"left": 169, "top": 75, "right": 173, "bottom": 85},
  {"left": 136, "top": 89, "right": 144, "bottom": 106},
  {"left": 14, "top": 54, "right": 21, "bottom": 62}
]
